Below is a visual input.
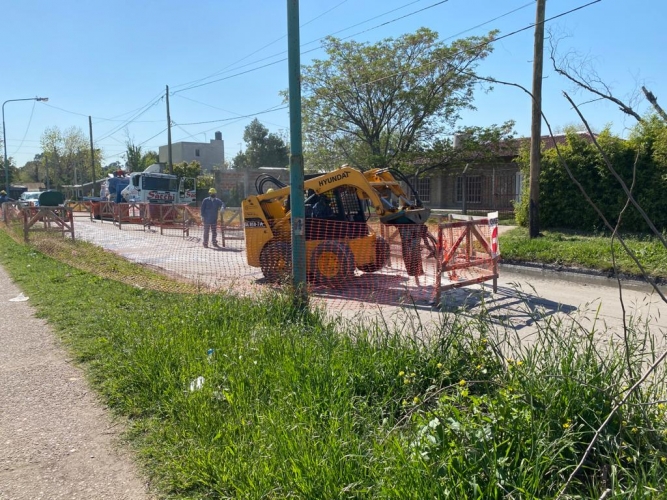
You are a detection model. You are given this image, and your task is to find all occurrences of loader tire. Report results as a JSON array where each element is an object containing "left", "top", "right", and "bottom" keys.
[
  {"left": 358, "top": 236, "right": 390, "bottom": 273},
  {"left": 310, "top": 241, "right": 355, "bottom": 287},
  {"left": 260, "top": 241, "right": 292, "bottom": 283}
]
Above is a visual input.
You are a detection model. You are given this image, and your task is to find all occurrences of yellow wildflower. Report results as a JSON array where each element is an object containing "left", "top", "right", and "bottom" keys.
[
  {"left": 413, "top": 396, "right": 420, "bottom": 404},
  {"left": 398, "top": 371, "right": 405, "bottom": 377},
  {"left": 459, "top": 379, "right": 466, "bottom": 386},
  {"left": 437, "top": 363, "right": 443, "bottom": 369}
]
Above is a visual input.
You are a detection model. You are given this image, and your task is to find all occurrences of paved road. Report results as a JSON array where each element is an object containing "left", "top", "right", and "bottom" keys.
[{"left": 0, "top": 266, "right": 150, "bottom": 500}]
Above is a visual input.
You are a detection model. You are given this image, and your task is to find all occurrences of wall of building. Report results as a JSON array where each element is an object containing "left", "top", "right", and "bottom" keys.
[{"left": 159, "top": 138, "right": 225, "bottom": 172}]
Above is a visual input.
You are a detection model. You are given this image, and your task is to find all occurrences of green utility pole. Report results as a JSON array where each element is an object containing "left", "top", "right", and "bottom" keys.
[
  {"left": 166, "top": 85, "right": 173, "bottom": 175},
  {"left": 89, "top": 116, "right": 96, "bottom": 196},
  {"left": 287, "top": 0, "right": 307, "bottom": 305}
]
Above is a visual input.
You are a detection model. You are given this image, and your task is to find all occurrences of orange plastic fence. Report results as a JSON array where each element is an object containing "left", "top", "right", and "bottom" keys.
[{"left": 4, "top": 202, "right": 501, "bottom": 310}]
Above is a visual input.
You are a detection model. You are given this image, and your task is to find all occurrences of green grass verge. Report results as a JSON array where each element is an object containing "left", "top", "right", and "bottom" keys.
[
  {"left": 499, "top": 227, "right": 667, "bottom": 279},
  {"left": 2, "top": 230, "right": 666, "bottom": 498}
]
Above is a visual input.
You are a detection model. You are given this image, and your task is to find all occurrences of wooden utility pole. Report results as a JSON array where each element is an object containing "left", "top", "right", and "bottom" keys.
[
  {"left": 166, "top": 85, "right": 173, "bottom": 175},
  {"left": 529, "top": 0, "right": 546, "bottom": 238},
  {"left": 89, "top": 116, "right": 96, "bottom": 196}
]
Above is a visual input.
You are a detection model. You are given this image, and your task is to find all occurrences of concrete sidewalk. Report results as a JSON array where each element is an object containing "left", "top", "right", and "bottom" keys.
[{"left": 0, "top": 266, "right": 150, "bottom": 500}]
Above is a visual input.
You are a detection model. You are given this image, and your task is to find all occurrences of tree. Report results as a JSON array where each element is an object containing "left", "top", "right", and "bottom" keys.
[
  {"left": 300, "top": 28, "right": 497, "bottom": 170},
  {"left": 39, "top": 126, "right": 101, "bottom": 188},
  {"left": 232, "top": 119, "right": 289, "bottom": 170},
  {"left": 172, "top": 160, "right": 202, "bottom": 179},
  {"left": 125, "top": 141, "right": 143, "bottom": 172},
  {"left": 18, "top": 153, "right": 45, "bottom": 184},
  {"left": 514, "top": 120, "right": 667, "bottom": 232},
  {"left": 399, "top": 121, "right": 516, "bottom": 179}
]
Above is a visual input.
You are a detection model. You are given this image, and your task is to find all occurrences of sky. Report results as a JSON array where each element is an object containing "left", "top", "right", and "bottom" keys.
[{"left": 1, "top": 0, "right": 665, "bottom": 171}]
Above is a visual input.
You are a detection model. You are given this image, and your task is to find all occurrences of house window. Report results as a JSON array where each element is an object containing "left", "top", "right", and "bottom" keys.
[
  {"left": 416, "top": 177, "right": 430, "bottom": 203},
  {"left": 195, "top": 148, "right": 200, "bottom": 157},
  {"left": 456, "top": 175, "right": 482, "bottom": 204}
]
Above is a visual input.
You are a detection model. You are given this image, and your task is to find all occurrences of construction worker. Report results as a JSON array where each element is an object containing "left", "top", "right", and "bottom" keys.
[
  {"left": 200, "top": 187, "right": 223, "bottom": 248},
  {"left": 0, "top": 190, "right": 11, "bottom": 204}
]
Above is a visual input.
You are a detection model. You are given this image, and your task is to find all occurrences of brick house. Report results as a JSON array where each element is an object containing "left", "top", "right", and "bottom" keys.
[{"left": 415, "top": 132, "right": 596, "bottom": 215}]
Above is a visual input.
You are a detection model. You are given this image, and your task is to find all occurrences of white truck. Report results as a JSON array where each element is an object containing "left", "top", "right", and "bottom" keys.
[{"left": 120, "top": 164, "right": 196, "bottom": 205}]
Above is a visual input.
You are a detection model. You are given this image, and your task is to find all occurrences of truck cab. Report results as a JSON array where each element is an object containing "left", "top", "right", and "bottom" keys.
[{"left": 121, "top": 165, "right": 196, "bottom": 205}]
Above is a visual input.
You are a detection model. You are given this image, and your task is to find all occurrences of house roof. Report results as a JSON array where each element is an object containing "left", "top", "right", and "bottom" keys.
[{"left": 500, "top": 131, "right": 598, "bottom": 157}]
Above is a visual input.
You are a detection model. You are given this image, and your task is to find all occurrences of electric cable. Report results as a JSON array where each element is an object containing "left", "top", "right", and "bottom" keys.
[
  {"left": 10, "top": 100, "right": 37, "bottom": 157},
  {"left": 176, "top": 104, "right": 288, "bottom": 126},
  {"left": 173, "top": 94, "right": 288, "bottom": 129},
  {"left": 138, "top": 127, "right": 168, "bottom": 147},
  {"left": 94, "top": 93, "right": 165, "bottom": 144},
  {"left": 357, "top": 0, "right": 602, "bottom": 90},
  {"left": 42, "top": 102, "right": 163, "bottom": 123},
  {"left": 172, "top": 0, "right": 351, "bottom": 91},
  {"left": 172, "top": 0, "right": 442, "bottom": 94},
  {"left": 171, "top": 0, "right": 545, "bottom": 95}
]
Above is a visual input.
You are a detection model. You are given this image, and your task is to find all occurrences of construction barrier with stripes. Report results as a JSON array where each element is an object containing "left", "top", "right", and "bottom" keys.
[{"left": 0, "top": 201, "right": 500, "bottom": 310}]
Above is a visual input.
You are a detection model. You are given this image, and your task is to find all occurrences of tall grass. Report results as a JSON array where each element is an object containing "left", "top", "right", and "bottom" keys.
[{"left": 1, "top": 231, "right": 666, "bottom": 498}]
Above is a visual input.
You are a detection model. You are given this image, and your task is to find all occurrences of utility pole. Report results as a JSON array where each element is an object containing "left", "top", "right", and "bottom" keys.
[
  {"left": 166, "top": 85, "right": 173, "bottom": 175},
  {"left": 44, "top": 155, "right": 49, "bottom": 190},
  {"left": 287, "top": 0, "right": 307, "bottom": 306},
  {"left": 529, "top": 0, "right": 546, "bottom": 238},
  {"left": 89, "top": 116, "right": 96, "bottom": 196}
]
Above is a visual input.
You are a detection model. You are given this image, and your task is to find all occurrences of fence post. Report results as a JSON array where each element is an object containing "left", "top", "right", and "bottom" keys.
[{"left": 461, "top": 164, "right": 469, "bottom": 216}]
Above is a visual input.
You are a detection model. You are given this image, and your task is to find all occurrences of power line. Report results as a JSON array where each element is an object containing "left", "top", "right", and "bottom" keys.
[
  {"left": 440, "top": 1, "right": 534, "bottom": 42},
  {"left": 357, "top": 0, "right": 603, "bottom": 90},
  {"left": 171, "top": 0, "right": 351, "bottom": 91},
  {"left": 10, "top": 100, "right": 37, "bottom": 157},
  {"left": 94, "top": 93, "right": 165, "bottom": 144},
  {"left": 173, "top": 0, "right": 440, "bottom": 94},
  {"left": 173, "top": 94, "right": 288, "bottom": 129},
  {"left": 138, "top": 127, "right": 168, "bottom": 147},
  {"left": 43, "top": 102, "right": 163, "bottom": 123},
  {"left": 176, "top": 105, "right": 288, "bottom": 126}
]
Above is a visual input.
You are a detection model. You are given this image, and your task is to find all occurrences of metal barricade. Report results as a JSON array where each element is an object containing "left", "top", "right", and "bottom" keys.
[
  {"left": 433, "top": 213, "right": 499, "bottom": 304},
  {"left": 114, "top": 202, "right": 147, "bottom": 230},
  {"left": 144, "top": 203, "right": 192, "bottom": 237},
  {"left": 220, "top": 207, "right": 244, "bottom": 247},
  {"left": 90, "top": 201, "right": 115, "bottom": 222}
]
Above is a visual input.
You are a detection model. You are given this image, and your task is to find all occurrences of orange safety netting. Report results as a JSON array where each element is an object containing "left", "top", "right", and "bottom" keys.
[{"left": 0, "top": 203, "right": 500, "bottom": 311}]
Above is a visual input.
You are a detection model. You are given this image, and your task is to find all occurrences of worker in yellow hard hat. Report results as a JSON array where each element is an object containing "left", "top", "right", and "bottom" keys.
[
  {"left": 200, "top": 187, "right": 223, "bottom": 248},
  {"left": 0, "top": 190, "right": 10, "bottom": 204}
]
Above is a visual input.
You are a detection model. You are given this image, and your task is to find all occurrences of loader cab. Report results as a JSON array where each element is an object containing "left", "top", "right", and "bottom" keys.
[{"left": 305, "top": 186, "right": 369, "bottom": 240}]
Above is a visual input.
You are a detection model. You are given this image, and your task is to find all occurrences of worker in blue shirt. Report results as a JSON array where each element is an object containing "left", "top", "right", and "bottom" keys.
[{"left": 200, "top": 187, "right": 223, "bottom": 248}]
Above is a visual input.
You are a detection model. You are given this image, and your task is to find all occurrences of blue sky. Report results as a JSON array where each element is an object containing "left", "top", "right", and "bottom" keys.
[{"left": 1, "top": 0, "right": 664, "bottom": 170}]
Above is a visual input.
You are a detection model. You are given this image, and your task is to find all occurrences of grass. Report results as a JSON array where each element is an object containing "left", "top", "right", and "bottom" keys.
[
  {"left": 2, "top": 230, "right": 667, "bottom": 498},
  {"left": 499, "top": 227, "right": 667, "bottom": 280}
]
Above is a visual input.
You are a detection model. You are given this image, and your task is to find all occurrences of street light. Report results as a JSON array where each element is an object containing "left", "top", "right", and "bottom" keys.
[{"left": 2, "top": 96, "right": 49, "bottom": 194}]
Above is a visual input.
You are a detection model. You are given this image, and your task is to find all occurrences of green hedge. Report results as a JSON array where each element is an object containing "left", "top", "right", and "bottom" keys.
[{"left": 515, "top": 117, "right": 667, "bottom": 232}]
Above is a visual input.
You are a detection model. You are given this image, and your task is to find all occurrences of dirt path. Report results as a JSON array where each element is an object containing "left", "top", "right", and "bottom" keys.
[{"left": 0, "top": 266, "right": 150, "bottom": 500}]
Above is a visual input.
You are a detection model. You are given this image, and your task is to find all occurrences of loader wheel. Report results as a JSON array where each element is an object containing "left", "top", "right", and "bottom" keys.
[
  {"left": 357, "top": 236, "right": 390, "bottom": 273},
  {"left": 260, "top": 241, "right": 292, "bottom": 283},
  {"left": 310, "top": 241, "right": 355, "bottom": 286}
]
